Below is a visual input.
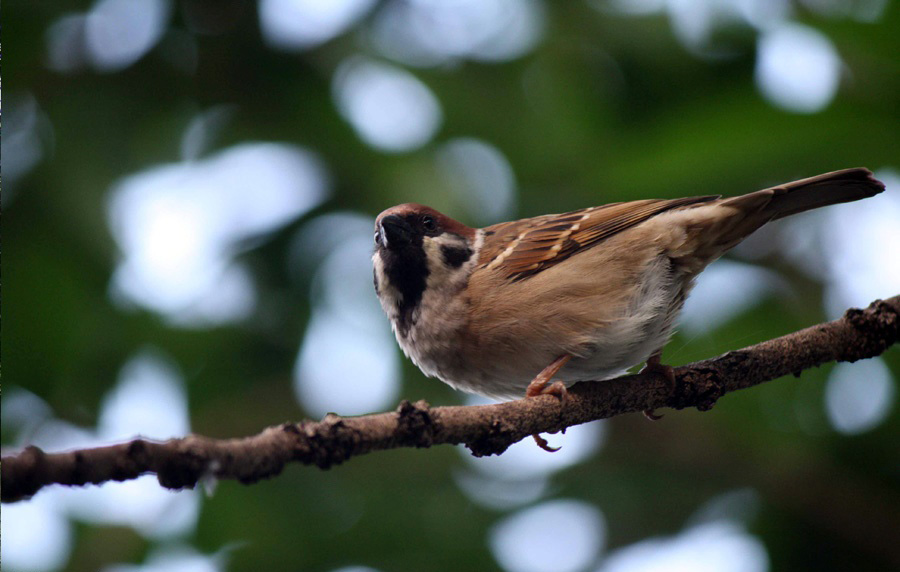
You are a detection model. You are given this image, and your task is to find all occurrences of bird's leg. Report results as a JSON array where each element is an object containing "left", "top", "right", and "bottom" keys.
[
  {"left": 526, "top": 354, "right": 572, "bottom": 398},
  {"left": 640, "top": 351, "right": 675, "bottom": 421},
  {"left": 525, "top": 354, "right": 572, "bottom": 452}
]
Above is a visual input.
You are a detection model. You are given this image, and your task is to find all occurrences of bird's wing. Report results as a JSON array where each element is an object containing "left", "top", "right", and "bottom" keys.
[{"left": 479, "top": 195, "right": 719, "bottom": 281}]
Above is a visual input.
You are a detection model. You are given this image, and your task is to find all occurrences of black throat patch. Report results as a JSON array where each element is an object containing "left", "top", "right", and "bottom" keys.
[{"left": 380, "top": 241, "right": 429, "bottom": 338}]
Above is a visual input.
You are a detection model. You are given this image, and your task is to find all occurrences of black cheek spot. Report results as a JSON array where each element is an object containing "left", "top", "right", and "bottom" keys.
[{"left": 441, "top": 245, "right": 473, "bottom": 269}]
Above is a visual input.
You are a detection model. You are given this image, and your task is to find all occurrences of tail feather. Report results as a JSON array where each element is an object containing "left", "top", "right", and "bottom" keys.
[
  {"left": 671, "top": 168, "right": 885, "bottom": 269},
  {"left": 760, "top": 167, "right": 884, "bottom": 220}
]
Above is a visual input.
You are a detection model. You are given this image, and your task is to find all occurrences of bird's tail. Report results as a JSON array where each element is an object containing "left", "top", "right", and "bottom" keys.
[
  {"left": 721, "top": 167, "right": 885, "bottom": 221},
  {"left": 666, "top": 168, "right": 885, "bottom": 271}
]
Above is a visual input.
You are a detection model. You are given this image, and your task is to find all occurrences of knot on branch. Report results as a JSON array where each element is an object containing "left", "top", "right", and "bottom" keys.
[
  {"left": 395, "top": 400, "right": 435, "bottom": 447},
  {"left": 154, "top": 440, "right": 206, "bottom": 490},
  {"left": 673, "top": 363, "right": 727, "bottom": 412},
  {"left": 2, "top": 446, "right": 47, "bottom": 501},
  {"left": 466, "top": 418, "right": 516, "bottom": 457},
  {"left": 297, "top": 415, "right": 360, "bottom": 469},
  {"left": 840, "top": 299, "right": 900, "bottom": 362}
]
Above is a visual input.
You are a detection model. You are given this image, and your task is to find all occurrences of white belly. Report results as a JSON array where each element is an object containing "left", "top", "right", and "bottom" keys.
[{"left": 409, "top": 255, "right": 685, "bottom": 400}]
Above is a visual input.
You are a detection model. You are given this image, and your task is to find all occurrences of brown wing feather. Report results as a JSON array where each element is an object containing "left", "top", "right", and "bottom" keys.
[{"left": 479, "top": 195, "right": 719, "bottom": 280}]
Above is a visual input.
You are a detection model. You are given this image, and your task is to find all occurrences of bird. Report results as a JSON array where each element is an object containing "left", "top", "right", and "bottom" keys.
[{"left": 372, "top": 168, "right": 885, "bottom": 449}]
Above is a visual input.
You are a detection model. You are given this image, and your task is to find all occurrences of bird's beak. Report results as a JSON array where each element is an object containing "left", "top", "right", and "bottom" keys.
[{"left": 379, "top": 215, "right": 412, "bottom": 248}]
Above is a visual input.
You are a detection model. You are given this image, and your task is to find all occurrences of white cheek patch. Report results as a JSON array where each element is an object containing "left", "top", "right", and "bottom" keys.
[
  {"left": 422, "top": 231, "right": 483, "bottom": 291},
  {"left": 372, "top": 252, "right": 402, "bottom": 315},
  {"left": 424, "top": 235, "right": 464, "bottom": 272}
]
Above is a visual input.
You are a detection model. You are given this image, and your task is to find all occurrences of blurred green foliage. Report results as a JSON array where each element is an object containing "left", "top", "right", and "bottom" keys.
[{"left": 3, "top": 1, "right": 899, "bottom": 572}]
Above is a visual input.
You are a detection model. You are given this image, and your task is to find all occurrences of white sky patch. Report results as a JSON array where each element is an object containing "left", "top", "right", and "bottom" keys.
[
  {"left": 295, "top": 309, "right": 400, "bottom": 417},
  {"left": 461, "top": 393, "right": 606, "bottom": 480},
  {"left": 2, "top": 420, "right": 92, "bottom": 571},
  {"left": 821, "top": 168, "right": 900, "bottom": 318},
  {"left": 598, "top": 521, "right": 768, "bottom": 572},
  {"left": 370, "top": 0, "right": 544, "bottom": 67},
  {"left": 731, "top": 0, "right": 792, "bottom": 31},
  {"left": 180, "top": 106, "right": 236, "bottom": 162},
  {"left": 459, "top": 420, "right": 604, "bottom": 478},
  {"left": 825, "top": 358, "right": 895, "bottom": 435},
  {"left": 97, "top": 350, "right": 191, "bottom": 442},
  {"left": 755, "top": 23, "right": 841, "bottom": 113},
  {"left": 101, "top": 545, "right": 223, "bottom": 572},
  {"left": 453, "top": 470, "right": 550, "bottom": 510},
  {"left": 490, "top": 499, "right": 606, "bottom": 572},
  {"left": 294, "top": 225, "right": 400, "bottom": 417},
  {"left": 687, "top": 489, "right": 761, "bottom": 529},
  {"left": 1, "top": 492, "right": 73, "bottom": 572},
  {"left": 598, "top": 0, "right": 792, "bottom": 54},
  {"left": 85, "top": 0, "right": 171, "bottom": 71},
  {"left": 46, "top": 14, "right": 90, "bottom": 73},
  {"left": 288, "top": 212, "right": 376, "bottom": 277},
  {"left": 680, "top": 260, "right": 783, "bottom": 335},
  {"left": 2, "top": 348, "right": 202, "bottom": 572},
  {"left": 63, "top": 350, "right": 200, "bottom": 539},
  {"left": 311, "top": 236, "right": 388, "bottom": 329},
  {"left": 46, "top": 0, "right": 171, "bottom": 73},
  {"left": 62, "top": 476, "right": 202, "bottom": 540},
  {"left": 108, "top": 141, "right": 328, "bottom": 327},
  {"left": 2, "top": 389, "right": 55, "bottom": 444},
  {"left": 664, "top": 0, "right": 742, "bottom": 51},
  {"left": 2, "top": 94, "right": 54, "bottom": 197},
  {"left": 436, "top": 138, "right": 517, "bottom": 225},
  {"left": 259, "top": 0, "right": 376, "bottom": 50},
  {"left": 333, "top": 57, "right": 443, "bottom": 152}
]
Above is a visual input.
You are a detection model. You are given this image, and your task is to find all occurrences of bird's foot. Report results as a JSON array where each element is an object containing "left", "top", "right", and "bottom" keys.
[
  {"left": 641, "top": 353, "right": 676, "bottom": 421},
  {"left": 525, "top": 355, "right": 572, "bottom": 452},
  {"left": 526, "top": 379, "right": 569, "bottom": 400}
]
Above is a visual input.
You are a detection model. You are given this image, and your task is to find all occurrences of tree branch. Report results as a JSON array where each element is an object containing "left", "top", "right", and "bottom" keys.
[{"left": 3, "top": 295, "right": 898, "bottom": 503}]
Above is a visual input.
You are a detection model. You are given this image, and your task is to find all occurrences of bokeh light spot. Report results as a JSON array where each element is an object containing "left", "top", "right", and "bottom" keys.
[
  {"left": 333, "top": 57, "right": 443, "bottom": 152},
  {"left": 259, "top": 0, "right": 376, "bottom": 50},
  {"left": 436, "top": 138, "right": 517, "bottom": 225},
  {"left": 598, "top": 521, "right": 768, "bottom": 572},
  {"left": 101, "top": 545, "right": 223, "bottom": 572},
  {"left": 370, "top": 0, "right": 544, "bottom": 67},
  {"left": 107, "top": 141, "right": 328, "bottom": 327},
  {"left": 2, "top": 94, "right": 54, "bottom": 198},
  {"left": 453, "top": 470, "right": 549, "bottom": 510},
  {"left": 85, "top": 0, "right": 171, "bottom": 71},
  {"left": 98, "top": 350, "right": 191, "bottom": 442},
  {"left": 680, "top": 260, "right": 783, "bottom": 335},
  {"left": 295, "top": 309, "right": 400, "bottom": 417},
  {"left": 825, "top": 358, "right": 895, "bottom": 435},
  {"left": 461, "top": 395, "right": 606, "bottom": 479},
  {"left": 293, "top": 222, "right": 400, "bottom": 417},
  {"left": 1, "top": 493, "right": 73, "bottom": 572},
  {"left": 490, "top": 499, "right": 605, "bottom": 572},
  {"left": 755, "top": 23, "right": 841, "bottom": 113},
  {"left": 821, "top": 169, "right": 900, "bottom": 317}
]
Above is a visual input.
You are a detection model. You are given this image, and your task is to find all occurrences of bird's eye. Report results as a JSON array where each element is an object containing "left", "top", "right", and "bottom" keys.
[
  {"left": 422, "top": 215, "right": 437, "bottom": 232},
  {"left": 374, "top": 231, "right": 380, "bottom": 246}
]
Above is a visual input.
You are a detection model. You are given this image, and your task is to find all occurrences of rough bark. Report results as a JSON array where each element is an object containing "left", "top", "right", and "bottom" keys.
[{"left": 3, "top": 295, "right": 898, "bottom": 503}]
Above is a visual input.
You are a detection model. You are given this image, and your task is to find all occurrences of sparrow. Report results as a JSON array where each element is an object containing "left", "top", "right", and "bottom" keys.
[{"left": 372, "top": 168, "right": 884, "bottom": 448}]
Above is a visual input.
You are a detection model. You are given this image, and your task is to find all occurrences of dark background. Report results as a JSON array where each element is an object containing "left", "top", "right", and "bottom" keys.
[{"left": 3, "top": 1, "right": 899, "bottom": 571}]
